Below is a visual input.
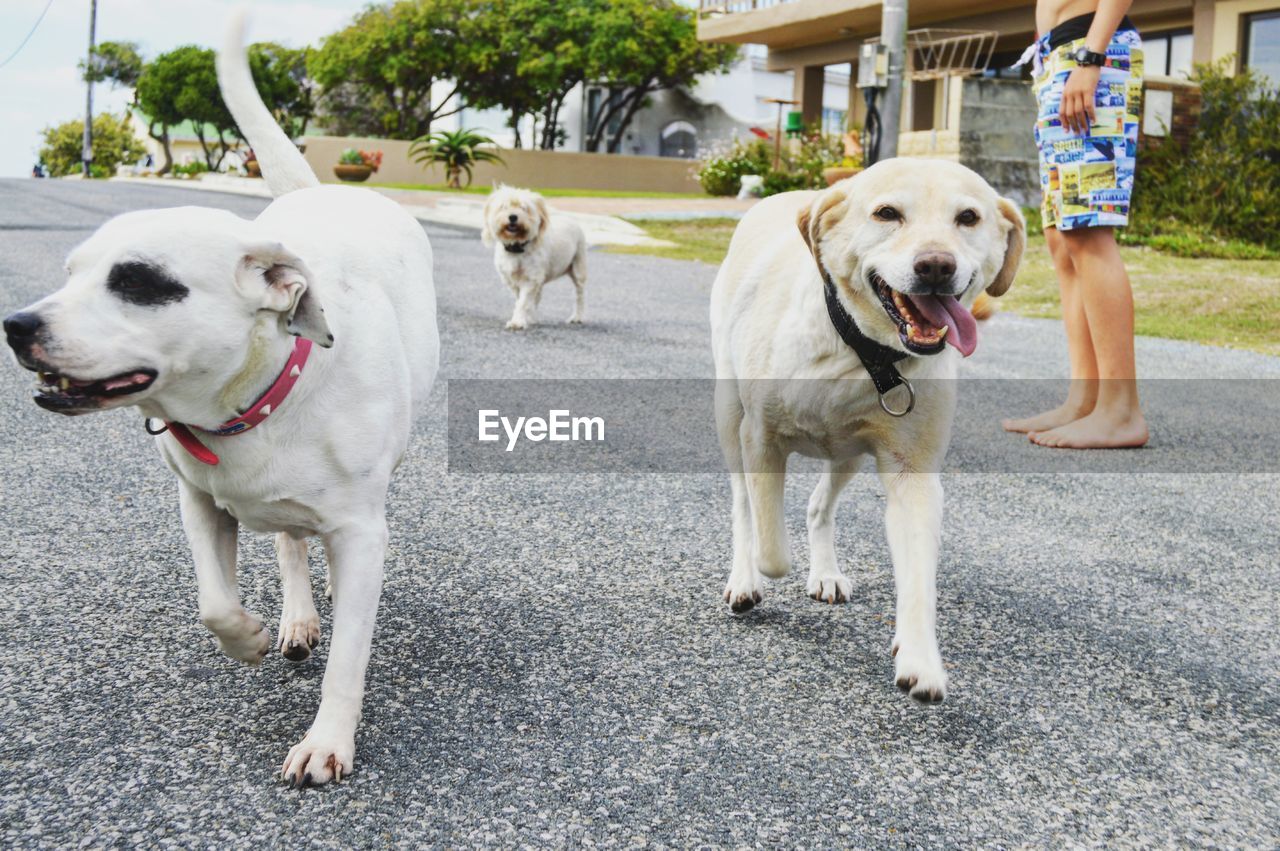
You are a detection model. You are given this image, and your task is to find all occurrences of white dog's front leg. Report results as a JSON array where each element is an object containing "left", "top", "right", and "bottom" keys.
[
  {"left": 281, "top": 521, "right": 386, "bottom": 786},
  {"left": 876, "top": 458, "right": 946, "bottom": 703},
  {"left": 277, "top": 533, "right": 320, "bottom": 662},
  {"left": 178, "top": 480, "right": 270, "bottom": 665},
  {"left": 506, "top": 285, "right": 535, "bottom": 330}
]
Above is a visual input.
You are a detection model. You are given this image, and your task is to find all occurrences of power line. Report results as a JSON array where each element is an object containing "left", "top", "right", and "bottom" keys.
[{"left": 0, "top": 0, "right": 58, "bottom": 71}]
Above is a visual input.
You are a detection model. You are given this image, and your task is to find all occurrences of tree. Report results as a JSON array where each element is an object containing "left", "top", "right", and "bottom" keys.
[
  {"left": 308, "top": 0, "right": 476, "bottom": 140},
  {"left": 462, "top": 0, "right": 597, "bottom": 150},
  {"left": 581, "top": 0, "right": 738, "bottom": 153},
  {"left": 247, "top": 43, "right": 314, "bottom": 140},
  {"left": 136, "top": 45, "right": 238, "bottom": 172},
  {"left": 80, "top": 40, "right": 144, "bottom": 89},
  {"left": 39, "top": 113, "right": 145, "bottom": 178}
]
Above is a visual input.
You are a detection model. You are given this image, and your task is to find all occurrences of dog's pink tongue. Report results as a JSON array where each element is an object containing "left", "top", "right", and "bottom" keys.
[{"left": 907, "top": 294, "right": 979, "bottom": 357}]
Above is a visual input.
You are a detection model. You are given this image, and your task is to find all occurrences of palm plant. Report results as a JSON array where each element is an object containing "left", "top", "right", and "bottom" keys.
[{"left": 409, "top": 129, "right": 505, "bottom": 189}]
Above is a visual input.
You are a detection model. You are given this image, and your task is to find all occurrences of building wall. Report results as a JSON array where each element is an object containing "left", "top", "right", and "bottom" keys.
[
  {"left": 1211, "top": 0, "right": 1280, "bottom": 67},
  {"left": 299, "top": 135, "right": 704, "bottom": 193},
  {"left": 957, "top": 77, "right": 1041, "bottom": 207}
]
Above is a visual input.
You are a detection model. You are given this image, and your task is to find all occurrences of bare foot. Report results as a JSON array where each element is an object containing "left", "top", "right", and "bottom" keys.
[
  {"left": 1029, "top": 408, "right": 1148, "bottom": 449},
  {"left": 1002, "top": 401, "right": 1092, "bottom": 434}
]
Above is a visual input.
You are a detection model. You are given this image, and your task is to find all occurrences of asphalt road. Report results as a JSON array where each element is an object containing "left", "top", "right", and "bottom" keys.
[{"left": 1, "top": 179, "right": 1277, "bottom": 847}]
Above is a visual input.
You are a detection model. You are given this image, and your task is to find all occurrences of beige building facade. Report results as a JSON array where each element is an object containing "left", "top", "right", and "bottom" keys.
[{"left": 697, "top": 0, "right": 1279, "bottom": 136}]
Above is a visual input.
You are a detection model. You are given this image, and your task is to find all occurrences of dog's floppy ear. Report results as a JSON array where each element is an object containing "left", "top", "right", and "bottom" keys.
[
  {"left": 533, "top": 195, "right": 550, "bottom": 239},
  {"left": 796, "top": 187, "right": 849, "bottom": 269},
  {"left": 481, "top": 191, "right": 497, "bottom": 246},
  {"left": 986, "top": 197, "right": 1026, "bottom": 297},
  {"left": 237, "top": 242, "right": 334, "bottom": 348}
]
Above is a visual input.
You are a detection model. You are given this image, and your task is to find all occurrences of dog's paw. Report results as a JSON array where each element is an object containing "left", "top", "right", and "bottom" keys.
[
  {"left": 806, "top": 571, "right": 852, "bottom": 604},
  {"left": 202, "top": 610, "right": 271, "bottom": 666},
  {"left": 278, "top": 615, "right": 321, "bottom": 662},
  {"left": 723, "top": 571, "right": 763, "bottom": 613},
  {"left": 891, "top": 639, "right": 947, "bottom": 704},
  {"left": 505, "top": 318, "right": 528, "bottom": 331},
  {"left": 281, "top": 728, "right": 354, "bottom": 788},
  {"left": 566, "top": 313, "right": 583, "bottom": 325}
]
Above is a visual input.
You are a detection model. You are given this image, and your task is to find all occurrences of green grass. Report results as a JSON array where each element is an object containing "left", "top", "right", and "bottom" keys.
[
  {"left": 609, "top": 217, "right": 741, "bottom": 264},
  {"left": 341, "top": 181, "right": 710, "bottom": 200},
  {"left": 608, "top": 218, "right": 1280, "bottom": 356},
  {"left": 1008, "top": 234, "right": 1280, "bottom": 356}
]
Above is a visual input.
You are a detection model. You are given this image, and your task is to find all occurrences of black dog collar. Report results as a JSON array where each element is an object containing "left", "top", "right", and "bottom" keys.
[
  {"left": 502, "top": 241, "right": 529, "bottom": 254},
  {"left": 820, "top": 269, "right": 915, "bottom": 416}
]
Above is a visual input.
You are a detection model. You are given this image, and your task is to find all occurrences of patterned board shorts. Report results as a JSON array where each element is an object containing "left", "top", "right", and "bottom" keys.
[{"left": 1034, "top": 29, "right": 1144, "bottom": 230}]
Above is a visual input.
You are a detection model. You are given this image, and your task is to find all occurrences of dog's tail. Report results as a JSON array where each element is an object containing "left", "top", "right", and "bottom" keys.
[
  {"left": 971, "top": 292, "right": 996, "bottom": 322},
  {"left": 216, "top": 10, "right": 319, "bottom": 198}
]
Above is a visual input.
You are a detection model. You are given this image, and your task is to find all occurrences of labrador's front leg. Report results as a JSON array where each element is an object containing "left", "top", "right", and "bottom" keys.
[
  {"left": 875, "top": 458, "right": 947, "bottom": 703},
  {"left": 741, "top": 422, "right": 792, "bottom": 580},
  {"left": 178, "top": 479, "right": 270, "bottom": 665},
  {"left": 281, "top": 521, "right": 386, "bottom": 786}
]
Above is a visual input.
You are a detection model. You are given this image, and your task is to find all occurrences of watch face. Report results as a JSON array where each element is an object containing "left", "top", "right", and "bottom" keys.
[{"left": 1075, "top": 47, "right": 1100, "bottom": 65}]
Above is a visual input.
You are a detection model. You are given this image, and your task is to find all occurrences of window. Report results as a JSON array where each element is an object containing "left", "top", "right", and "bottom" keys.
[
  {"left": 585, "top": 86, "right": 624, "bottom": 147},
  {"left": 1142, "top": 29, "right": 1193, "bottom": 78},
  {"left": 1243, "top": 11, "right": 1280, "bottom": 88},
  {"left": 821, "top": 107, "right": 847, "bottom": 135},
  {"left": 659, "top": 121, "right": 698, "bottom": 158}
]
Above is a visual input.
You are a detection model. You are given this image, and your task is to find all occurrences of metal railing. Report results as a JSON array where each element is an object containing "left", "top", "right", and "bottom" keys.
[{"left": 698, "top": 0, "right": 797, "bottom": 16}]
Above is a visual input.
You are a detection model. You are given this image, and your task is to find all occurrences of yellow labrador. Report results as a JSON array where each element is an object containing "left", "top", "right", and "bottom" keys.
[{"left": 709, "top": 158, "right": 1024, "bottom": 702}]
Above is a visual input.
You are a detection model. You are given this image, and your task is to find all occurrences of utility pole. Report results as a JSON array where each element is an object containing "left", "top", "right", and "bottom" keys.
[
  {"left": 82, "top": 0, "right": 98, "bottom": 177},
  {"left": 877, "top": 0, "right": 907, "bottom": 159}
]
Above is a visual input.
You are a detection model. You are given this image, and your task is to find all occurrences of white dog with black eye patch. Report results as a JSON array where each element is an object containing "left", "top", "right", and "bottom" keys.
[
  {"left": 482, "top": 185, "right": 588, "bottom": 330},
  {"left": 710, "top": 158, "right": 1024, "bottom": 703},
  {"left": 2, "top": 14, "right": 438, "bottom": 786}
]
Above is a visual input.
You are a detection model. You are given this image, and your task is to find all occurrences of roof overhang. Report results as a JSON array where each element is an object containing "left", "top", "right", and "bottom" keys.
[{"left": 699, "top": 0, "right": 1033, "bottom": 50}]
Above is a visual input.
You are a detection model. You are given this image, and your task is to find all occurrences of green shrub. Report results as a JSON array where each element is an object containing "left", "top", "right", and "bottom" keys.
[
  {"left": 1133, "top": 60, "right": 1280, "bottom": 250},
  {"left": 698, "top": 130, "right": 850, "bottom": 197},
  {"left": 697, "top": 138, "right": 772, "bottom": 196},
  {"left": 38, "top": 112, "right": 145, "bottom": 178},
  {"left": 171, "top": 160, "right": 210, "bottom": 177}
]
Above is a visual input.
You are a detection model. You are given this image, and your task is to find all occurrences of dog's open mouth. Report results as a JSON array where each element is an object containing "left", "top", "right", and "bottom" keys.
[
  {"left": 30, "top": 368, "right": 157, "bottom": 414},
  {"left": 872, "top": 275, "right": 978, "bottom": 357},
  {"left": 502, "top": 224, "right": 528, "bottom": 240}
]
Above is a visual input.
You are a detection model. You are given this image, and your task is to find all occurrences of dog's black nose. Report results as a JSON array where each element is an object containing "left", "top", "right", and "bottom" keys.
[
  {"left": 3, "top": 311, "right": 43, "bottom": 347},
  {"left": 508, "top": 214, "right": 518, "bottom": 224},
  {"left": 913, "top": 252, "right": 957, "bottom": 288}
]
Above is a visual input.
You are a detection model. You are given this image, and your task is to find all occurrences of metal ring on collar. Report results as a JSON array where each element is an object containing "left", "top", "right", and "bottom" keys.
[
  {"left": 144, "top": 418, "right": 169, "bottom": 435},
  {"left": 878, "top": 379, "right": 915, "bottom": 417}
]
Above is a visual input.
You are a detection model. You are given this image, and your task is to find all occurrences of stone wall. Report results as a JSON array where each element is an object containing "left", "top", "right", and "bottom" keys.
[
  {"left": 1139, "top": 75, "right": 1202, "bottom": 150},
  {"left": 957, "top": 77, "right": 1041, "bottom": 208},
  {"left": 298, "top": 136, "right": 704, "bottom": 194}
]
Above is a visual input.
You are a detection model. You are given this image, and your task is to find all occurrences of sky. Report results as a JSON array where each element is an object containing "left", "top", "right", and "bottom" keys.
[{"left": 0, "top": 0, "right": 363, "bottom": 177}]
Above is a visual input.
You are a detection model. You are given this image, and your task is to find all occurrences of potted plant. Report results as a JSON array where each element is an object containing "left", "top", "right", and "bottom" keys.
[
  {"left": 408, "top": 129, "right": 504, "bottom": 189},
  {"left": 822, "top": 130, "right": 864, "bottom": 185},
  {"left": 334, "top": 148, "right": 381, "bottom": 182}
]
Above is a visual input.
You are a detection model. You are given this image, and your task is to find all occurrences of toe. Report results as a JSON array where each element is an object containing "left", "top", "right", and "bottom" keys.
[{"left": 281, "top": 641, "right": 311, "bottom": 662}]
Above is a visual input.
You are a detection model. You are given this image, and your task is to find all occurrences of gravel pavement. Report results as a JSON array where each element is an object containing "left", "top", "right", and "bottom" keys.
[{"left": 0, "top": 179, "right": 1276, "bottom": 848}]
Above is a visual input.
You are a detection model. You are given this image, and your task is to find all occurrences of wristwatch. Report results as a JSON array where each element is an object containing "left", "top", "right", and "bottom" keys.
[{"left": 1072, "top": 46, "right": 1107, "bottom": 67}]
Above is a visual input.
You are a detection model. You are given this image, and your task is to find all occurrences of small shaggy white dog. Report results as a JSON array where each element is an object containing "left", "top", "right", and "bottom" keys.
[{"left": 482, "top": 185, "right": 588, "bottom": 330}]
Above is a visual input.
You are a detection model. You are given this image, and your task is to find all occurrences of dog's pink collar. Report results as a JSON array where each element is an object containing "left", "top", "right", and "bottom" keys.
[{"left": 160, "top": 336, "right": 314, "bottom": 466}]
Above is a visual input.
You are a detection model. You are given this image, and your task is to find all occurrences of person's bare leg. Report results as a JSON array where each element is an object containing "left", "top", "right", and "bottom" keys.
[
  {"left": 1031, "top": 227, "right": 1148, "bottom": 448},
  {"left": 1003, "top": 226, "right": 1100, "bottom": 433}
]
